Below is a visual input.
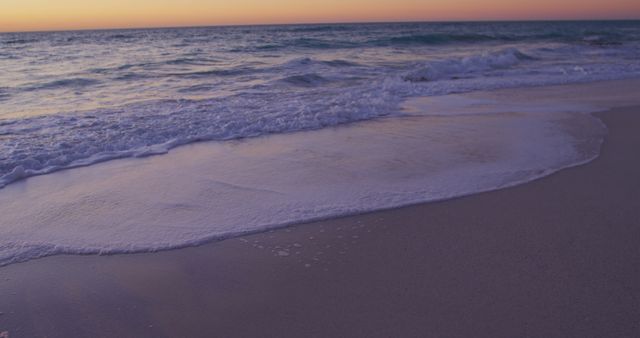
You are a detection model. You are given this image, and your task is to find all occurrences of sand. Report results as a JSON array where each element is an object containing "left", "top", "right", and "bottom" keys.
[{"left": 1, "top": 105, "right": 639, "bottom": 337}]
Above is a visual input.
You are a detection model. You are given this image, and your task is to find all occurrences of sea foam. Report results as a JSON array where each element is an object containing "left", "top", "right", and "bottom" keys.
[{"left": 1, "top": 79, "right": 630, "bottom": 267}]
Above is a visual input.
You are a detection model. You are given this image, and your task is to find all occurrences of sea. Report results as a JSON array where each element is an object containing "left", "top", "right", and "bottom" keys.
[{"left": 1, "top": 21, "right": 639, "bottom": 265}]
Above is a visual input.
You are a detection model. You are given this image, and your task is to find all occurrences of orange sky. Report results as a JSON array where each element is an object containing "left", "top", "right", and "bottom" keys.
[{"left": 1, "top": 0, "right": 639, "bottom": 32}]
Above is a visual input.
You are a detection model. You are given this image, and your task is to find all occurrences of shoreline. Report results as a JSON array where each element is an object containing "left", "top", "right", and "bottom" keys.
[
  {"left": 1, "top": 79, "right": 635, "bottom": 268},
  {"left": 1, "top": 104, "right": 639, "bottom": 337}
]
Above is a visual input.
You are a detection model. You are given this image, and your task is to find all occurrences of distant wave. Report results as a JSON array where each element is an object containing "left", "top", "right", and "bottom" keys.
[
  {"left": 286, "top": 25, "right": 352, "bottom": 33},
  {"left": 3, "top": 39, "right": 39, "bottom": 45},
  {"left": 0, "top": 87, "right": 10, "bottom": 101},
  {"left": 229, "top": 30, "right": 638, "bottom": 52},
  {"left": 164, "top": 57, "right": 221, "bottom": 66},
  {"left": 177, "top": 83, "right": 219, "bottom": 93},
  {"left": 278, "top": 57, "right": 360, "bottom": 69},
  {"left": 231, "top": 38, "right": 357, "bottom": 52},
  {"left": 242, "top": 34, "right": 503, "bottom": 51},
  {"left": 404, "top": 48, "right": 535, "bottom": 82},
  {"left": 169, "top": 66, "right": 260, "bottom": 79},
  {"left": 106, "top": 33, "right": 136, "bottom": 40},
  {"left": 321, "top": 59, "right": 360, "bottom": 67},
  {"left": 372, "top": 33, "right": 497, "bottom": 46},
  {"left": 306, "top": 34, "right": 620, "bottom": 51},
  {"left": 142, "top": 58, "right": 359, "bottom": 91},
  {"left": 581, "top": 33, "right": 625, "bottom": 46},
  {"left": 23, "top": 78, "right": 100, "bottom": 91},
  {"left": 280, "top": 73, "right": 329, "bottom": 87},
  {"left": 90, "top": 58, "right": 219, "bottom": 72}
]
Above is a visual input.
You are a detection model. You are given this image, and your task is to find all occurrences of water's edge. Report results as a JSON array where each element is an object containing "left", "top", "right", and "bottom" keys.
[{"left": 4, "top": 80, "right": 634, "bottom": 267}]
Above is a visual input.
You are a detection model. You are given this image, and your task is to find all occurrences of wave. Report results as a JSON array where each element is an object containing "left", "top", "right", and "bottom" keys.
[
  {"left": 290, "top": 38, "right": 355, "bottom": 49},
  {"left": 165, "top": 57, "right": 220, "bottom": 66},
  {"left": 106, "top": 33, "right": 136, "bottom": 41},
  {"left": 0, "top": 80, "right": 402, "bottom": 189},
  {"left": 253, "top": 34, "right": 631, "bottom": 53},
  {"left": 0, "top": 87, "right": 10, "bottom": 101},
  {"left": 23, "top": 78, "right": 100, "bottom": 91},
  {"left": 404, "top": 48, "right": 535, "bottom": 82},
  {"left": 111, "top": 68, "right": 254, "bottom": 82},
  {"left": 233, "top": 38, "right": 357, "bottom": 52},
  {"left": 582, "top": 34, "right": 624, "bottom": 47},
  {"left": 278, "top": 57, "right": 360, "bottom": 70},
  {"left": 89, "top": 58, "right": 220, "bottom": 75},
  {"left": 286, "top": 25, "right": 352, "bottom": 33},
  {"left": 371, "top": 32, "right": 593, "bottom": 46},
  {"left": 280, "top": 73, "right": 329, "bottom": 87},
  {"left": 373, "top": 33, "right": 497, "bottom": 46},
  {"left": 114, "top": 72, "right": 156, "bottom": 81},
  {"left": 172, "top": 66, "right": 258, "bottom": 78},
  {"left": 232, "top": 29, "right": 638, "bottom": 52},
  {"left": 3, "top": 38, "right": 39, "bottom": 45},
  {"left": 321, "top": 59, "right": 360, "bottom": 67},
  {"left": 177, "top": 83, "right": 219, "bottom": 93}
]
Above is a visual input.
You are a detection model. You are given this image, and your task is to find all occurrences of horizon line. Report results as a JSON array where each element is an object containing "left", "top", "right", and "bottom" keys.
[{"left": 1, "top": 17, "right": 639, "bottom": 34}]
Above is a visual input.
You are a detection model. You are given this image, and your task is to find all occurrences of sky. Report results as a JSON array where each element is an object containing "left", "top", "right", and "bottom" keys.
[{"left": 1, "top": 0, "right": 640, "bottom": 32}]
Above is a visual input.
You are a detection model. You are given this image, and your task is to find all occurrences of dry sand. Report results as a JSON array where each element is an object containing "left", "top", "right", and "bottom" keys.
[{"left": 0, "top": 106, "right": 639, "bottom": 337}]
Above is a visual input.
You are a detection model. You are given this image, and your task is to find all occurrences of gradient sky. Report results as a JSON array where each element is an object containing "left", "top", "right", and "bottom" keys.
[{"left": 2, "top": 0, "right": 640, "bottom": 32}]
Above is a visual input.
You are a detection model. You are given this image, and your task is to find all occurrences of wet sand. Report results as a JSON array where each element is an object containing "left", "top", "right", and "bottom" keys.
[{"left": 1, "top": 106, "right": 640, "bottom": 337}]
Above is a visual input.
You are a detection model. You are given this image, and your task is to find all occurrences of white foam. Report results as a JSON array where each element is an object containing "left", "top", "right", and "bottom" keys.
[
  {"left": 403, "top": 48, "right": 533, "bottom": 82},
  {"left": 3, "top": 79, "right": 634, "bottom": 267}
]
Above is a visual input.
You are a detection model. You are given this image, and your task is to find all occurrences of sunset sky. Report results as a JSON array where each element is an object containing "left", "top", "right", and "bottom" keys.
[{"left": 1, "top": 0, "right": 640, "bottom": 32}]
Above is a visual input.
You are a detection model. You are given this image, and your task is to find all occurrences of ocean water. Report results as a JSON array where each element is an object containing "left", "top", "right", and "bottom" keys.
[
  {"left": 0, "top": 21, "right": 639, "bottom": 265},
  {"left": 1, "top": 21, "right": 640, "bottom": 187}
]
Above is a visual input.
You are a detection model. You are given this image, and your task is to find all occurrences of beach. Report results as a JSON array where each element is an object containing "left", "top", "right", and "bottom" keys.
[
  {"left": 1, "top": 21, "right": 640, "bottom": 337},
  {"left": 1, "top": 86, "right": 639, "bottom": 337}
]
